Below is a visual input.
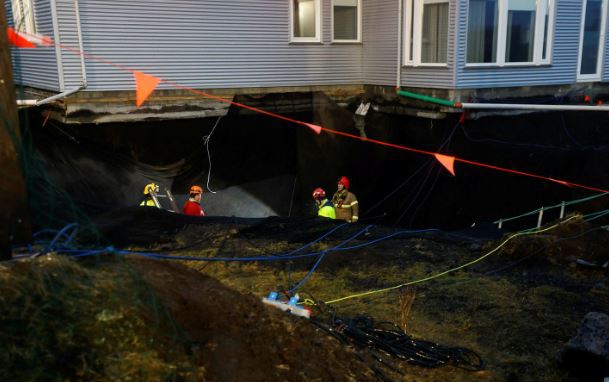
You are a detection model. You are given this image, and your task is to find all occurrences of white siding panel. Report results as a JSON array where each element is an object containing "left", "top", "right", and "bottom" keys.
[
  {"left": 400, "top": 0, "right": 457, "bottom": 88},
  {"left": 6, "top": 0, "right": 60, "bottom": 91},
  {"left": 56, "top": 0, "right": 363, "bottom": 91},
  {"left": 455, "top": 0, "right": 581, "bottom": 89}
]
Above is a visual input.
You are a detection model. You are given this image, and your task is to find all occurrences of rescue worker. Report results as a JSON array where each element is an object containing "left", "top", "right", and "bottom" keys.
[
  {"left": 183, "top": 185, "right": 206, "bottom": 216},
  {"left": 312, "top": 187, "right": 336, "bottom": 219},
  {"left": 140, "top": 183, "right": 160, "bottom": 207},
  {"left": 332, "top": 176, "right": 359, "bottom": 223}
]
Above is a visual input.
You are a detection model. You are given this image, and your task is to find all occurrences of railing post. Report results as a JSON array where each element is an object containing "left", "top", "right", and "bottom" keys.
[
  {"left": 559, "top": 201, "right": 565, "bottom": 219},
  {"left": 537, "top": 207, "right": 544, "bottom": 228},
  {"left": 498, "top": 219, "right": 503, "bottom": 229}
]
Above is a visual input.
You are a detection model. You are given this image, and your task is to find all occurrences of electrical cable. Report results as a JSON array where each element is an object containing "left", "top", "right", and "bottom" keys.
[
  {"left": 324, "top": 215, "right": 578, "bottom": 304},
  {"left": 311, "top": 312, "right": 483, "bottom": 371},
  {"left": 203, "top": 116, "right": 222, "bottom": 193}
]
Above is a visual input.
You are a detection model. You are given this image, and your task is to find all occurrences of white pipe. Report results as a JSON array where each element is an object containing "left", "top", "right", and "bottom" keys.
[
  {"left": 460, "top": 102, "right": 609, "bottom": 112},
  {"left": 74, "top": 0, "right": 87, "bottom": 87},
  {"left": 16, "top": 100, "right": 38, "bottom": 106},
  {"left": 396, "top": 0, "right": 403, "bottom": 88},
  {"left": 35, "top": 86, "right": 84, "bottom": 106},
  {"left": 50, "top": 0, "right": 65, "bottom": 91}
]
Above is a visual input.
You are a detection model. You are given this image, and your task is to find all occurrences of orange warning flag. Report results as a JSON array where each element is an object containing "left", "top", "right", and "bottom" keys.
[
  {"left": 434, "top": 153, "right": 456, "bottom": 176},
  {"left": 134, "top": 71, "right": 160, "bottom": 107},
  {"left": 303, "top": 123, "right": 322, "bottom": 135},
  {"left": 7, "top": 27, "right": 36, "bottom": 48}
]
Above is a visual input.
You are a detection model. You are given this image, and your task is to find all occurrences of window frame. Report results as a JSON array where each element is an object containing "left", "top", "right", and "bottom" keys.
[
  {"left": 403, "top": 0, "right": 450, "bottom": 67},
  {"left": 10, "top": 0, "right": 37, "bottom": 35},
  {"left": 331, "top": 0, "right": 362, "bottom": 43},
  {"left": 465, "top": 0, "right": 555, "bottom": 67},
  {"left": 289, "top": 0, "right": 322, "bottom": 43}
]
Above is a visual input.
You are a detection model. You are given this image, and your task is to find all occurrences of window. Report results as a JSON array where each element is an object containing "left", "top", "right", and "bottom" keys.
[
  {"left": 466, "top": 0, "right": 555, "bottom": 65},
  {"left": 333, "top": 0, "right": 362, "bottom": 42},
  {"left": 10, "top": 0, "right": 36, "bottom": 34},
  {"left": 404, "top": 0, "right": 449, "bottom": 66},
  {"left": 290, "top": 0, "right": 321, "bottom": 42}
]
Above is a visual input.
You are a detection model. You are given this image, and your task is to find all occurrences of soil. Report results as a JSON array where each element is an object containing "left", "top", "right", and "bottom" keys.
[
  {"left": 127, "top": 256, "right": 378, "bottom": 382},
  {"left": 5, "top": 209, "right": 609, "bottom": 382}
]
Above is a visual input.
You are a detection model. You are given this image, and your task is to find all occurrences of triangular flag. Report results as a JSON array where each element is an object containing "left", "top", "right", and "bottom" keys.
[
  {"left": 133, "top": 70, "right": 160, "bottom": 107},
  {"left": 434, "top": 153, "right": 456, "bottom": 176},
  {"left": 303, "top": 123, "right": 322, "bottom": 135},
  {"left": 7, "top": 27, "right": 36, "bottom": 48}
]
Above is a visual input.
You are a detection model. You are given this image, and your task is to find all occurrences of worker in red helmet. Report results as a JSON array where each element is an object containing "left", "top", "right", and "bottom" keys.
[
  {"left": 312, "top": 187, "right": 336, "bottom": 219},
  {"left": 183, "top": 185, "right": 206, "bottom": 216},
  {"left": 332, "top": 176, "right": 359, "bottom": 223}
]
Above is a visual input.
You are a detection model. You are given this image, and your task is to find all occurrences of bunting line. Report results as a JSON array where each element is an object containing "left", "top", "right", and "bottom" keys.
[{"left": 9, "top": 28, "right": 609, "bottom": 195}]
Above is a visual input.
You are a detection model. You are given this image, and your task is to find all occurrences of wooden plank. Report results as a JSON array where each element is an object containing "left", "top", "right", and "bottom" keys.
[{"left": 0, "top": 5, "right": 31, "bottom": 259}]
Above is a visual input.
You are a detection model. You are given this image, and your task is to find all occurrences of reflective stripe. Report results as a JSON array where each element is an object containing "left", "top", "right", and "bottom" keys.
[{"left": 350, "top": 201, "right": 359, "bottom": 206}]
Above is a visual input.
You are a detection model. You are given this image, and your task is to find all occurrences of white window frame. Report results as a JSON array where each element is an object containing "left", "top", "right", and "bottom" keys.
[
  {"left": 403, "top": 0, "right": 450, "bottom": 67},
  {"left": 10, "top": 0, "right": 37, "bottom": 35},
  {"left": 289, "top": 0, "right": 322, "bottom": 43},
  {"left": 331, "top": 0, "right": 362, "bottom": 43},
  {"left": 576, "top": 0, "right": 607, "bottom": 82},
  {"left": 465, "top": 0, "right": 555, "bottom": 67}
]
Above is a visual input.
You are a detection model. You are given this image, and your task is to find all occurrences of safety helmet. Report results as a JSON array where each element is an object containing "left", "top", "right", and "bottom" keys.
[
  {"left": 337, "top": 176, "right": 350, "bottom": 189},
  {"left": 312, "top": 187, "right": 326, "bottom": 200},
  {"left": 144, "top": 183, "right": 159, "bottom": 195},
  {"left": 189, "top": 185, "right": 203, "bottom": 195}
]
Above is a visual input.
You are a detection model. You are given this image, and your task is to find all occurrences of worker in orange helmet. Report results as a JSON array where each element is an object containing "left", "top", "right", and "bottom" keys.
[
  {"left": 312, "top": 187, "right": 336, "bottom": 219},
  {"left": 183, "top": 185, "right": 206, "bottom": 216},
  {"left": 332, "top": 176, "right": 359, "bottom": 223}
]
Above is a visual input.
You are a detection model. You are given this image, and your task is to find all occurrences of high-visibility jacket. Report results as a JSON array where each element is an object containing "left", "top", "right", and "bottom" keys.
[
  {"left": 317, "top": 198, "right": 336, "bottom": 219},
  {"left": 332, "top": 190, "right": 359, "bottom": 223},
  {"left": 140, "top": 197, "right": 157, "bottom": 207}
]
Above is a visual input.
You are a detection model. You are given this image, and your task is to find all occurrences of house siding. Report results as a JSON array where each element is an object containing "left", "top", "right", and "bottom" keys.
[
  {"left": 6, "top": 0, "right": 60, "bottom": 91},
  {"left": 455, "top": 0, "right": 583, "bottom": 89},
  {"left": 400, "top": 0, "right": 457, "bottom": 88},
  {"left": 362, "top": 0, "right": 398, "bottom": 85},
  {"left": 362, "top": 0, "right": 456, "bottom": 89},
  {"left": 54, "top": 0, "right": 363, "bottom": 91}
]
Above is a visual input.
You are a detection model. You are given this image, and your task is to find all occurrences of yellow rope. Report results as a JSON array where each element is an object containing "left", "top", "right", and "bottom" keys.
[{"left": 324, "top": 216, "right": 577, "bottom": 305}]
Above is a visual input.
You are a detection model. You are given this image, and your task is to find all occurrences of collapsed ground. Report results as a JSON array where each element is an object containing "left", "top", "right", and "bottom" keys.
[{"left": 2, "top": 209, "right": 609, "bottom": 382}]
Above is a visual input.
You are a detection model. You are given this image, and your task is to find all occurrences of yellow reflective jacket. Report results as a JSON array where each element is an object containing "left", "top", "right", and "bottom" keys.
[{"left": 317, "top": 199, "right": 336, "bottom": 219}]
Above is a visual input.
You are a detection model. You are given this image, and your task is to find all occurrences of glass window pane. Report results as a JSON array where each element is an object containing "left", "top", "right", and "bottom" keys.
[
  {"left": 506, "top": 0, "right": 536, "bottom": 62},
  {"left": 334, "top": 1, "right": 358, "bottom": 40},
  {"left": 421, "top": 2, "right": 449, "bottom": 63},
  {"left": 467, "top": 0, "right": 498, "bottom": 63},
  {"left": 293, "top": 0, "right": 317, "bottom": 38},
  {"left": 580, "top": 0, "right": 603, "bottom": 75}
]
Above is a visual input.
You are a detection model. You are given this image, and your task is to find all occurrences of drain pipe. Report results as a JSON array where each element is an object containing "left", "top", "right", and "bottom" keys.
[
  {"left": 73, "top": 0, "right": 87, "bottom": 88},
  {"left": 396, "top": 0, "right": 402, "bottom": 88},
  {"left": 397, "top": 89, "right": 609, "bottom": 112},
  {"left": 18, "top": 0, "right": 87, "bottom": 107}
]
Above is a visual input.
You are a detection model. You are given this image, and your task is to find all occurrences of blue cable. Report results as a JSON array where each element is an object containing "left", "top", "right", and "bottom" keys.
[{"left": 288, "top": 225, "right": 373, "bottom": 293}]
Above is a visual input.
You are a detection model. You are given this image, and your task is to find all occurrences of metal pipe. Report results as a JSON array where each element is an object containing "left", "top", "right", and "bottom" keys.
[
  {"left": 16, "top": 99, "right": 38, "bottom": 106},
  {"left": 35, "top": 86, "right": 83, "bottom": 106},
  {"left": 537, "top": 207, "right": 544, "bottom": 228},
  {"left": 74, "top": 0, "right": 87, "bottom": 87},
  {"left": 396, "top": 0, "right": 403, "bottom": 89},
  {"left": 50, "top": 0, "right": 64, "bottom": 91},
  {"left": 460, "top": 102, "right": 609, "bottom": 112},
  {"left": 397, "top": 89, "right": 609, "bottom": 112}
]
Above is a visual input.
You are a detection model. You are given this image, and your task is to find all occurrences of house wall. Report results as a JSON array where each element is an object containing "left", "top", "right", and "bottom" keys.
[
  {"left": 454, "top": 0, "right": 589, "bottom": 89},
  {"left": 5, "top": 0, "right": 60, "bottom": 91},
  {"left": 362, "top": 0, "right": 456, "bottom": 88},
  {"left": 54, "top": 0, "right": 363, "bottom": 91}
]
